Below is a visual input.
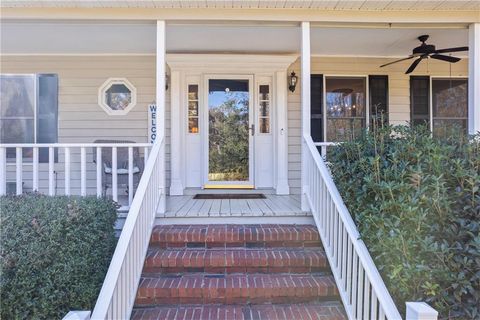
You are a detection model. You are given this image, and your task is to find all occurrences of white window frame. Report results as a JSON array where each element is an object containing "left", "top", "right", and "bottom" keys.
[
  {"left": 429, "top": 76, "right": 469, "bottom": 133},
  {"left": 322, "top": 74, "right": 370, "bottom": 142},
  {"left": 256, "top": 79, "right": 273, "bottom": 135},
  {"left": 98, "top": 77, "right": 137, "bottom": 116}
]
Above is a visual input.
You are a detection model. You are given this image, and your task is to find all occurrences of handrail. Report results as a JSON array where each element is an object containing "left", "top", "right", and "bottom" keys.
[
  {"left": 303, "top": 134, "right": 402, "bottom": 320},
  {"left": 90, "top": 137, "right": 165, "bottom": 320}
]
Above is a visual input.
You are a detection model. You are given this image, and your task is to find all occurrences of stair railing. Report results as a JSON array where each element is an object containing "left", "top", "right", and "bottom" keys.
[
  {"left": 303, "top": 134, "right": 402, "bottom": 320},
  {"left": 90, "top": 136, "right": 165, "bottom": 320}
]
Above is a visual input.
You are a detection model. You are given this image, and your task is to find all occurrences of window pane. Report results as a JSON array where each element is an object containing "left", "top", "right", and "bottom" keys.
[
  {"left": 0, "top": 74, "right": 35, "bottom": 118},
  {"left": 326, "top": 77, "right": 366, "bottom": 141},
  {"left": 105, "top": 84, "right": 131, "bottom": 110},
  {"left": 37, "top": 74, "right": 58, "bottom": 144},
  {"left": 259, "top": 85, "right": 269, "bottom": 100},
  {"left": 259, "top": 102, "right": 269, "bottom": 117},
  {"left": 327, "top": 118, "right": 365, "bottom": 142},
  {"left": 432, "top": 79, "right": 468, "bottom": 118},
  {"left": 1, "top": 119, "right": 34, "bottom": 143},
  {"left": 433, "top": 119, "right": 467, "bottom": 138},
  {"left": 188, "top": 101, "right": 198, "bottom": 116},
  {"left": 188, "top": 117, "right": 199, "bottom": 134},
  {"left": 188, "top": 85, "right": 198, "bottom": 100},
  {"left": 259, "top": 118, "right": 270, "bottom": 134}
]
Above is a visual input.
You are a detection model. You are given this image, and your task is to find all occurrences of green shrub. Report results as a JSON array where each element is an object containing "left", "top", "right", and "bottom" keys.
[
  {"left": 0, "top": 194, "right": 118, "bottom": 319},
  {"left": 328, "top": 125, "right": 479, "bottom": 319}
]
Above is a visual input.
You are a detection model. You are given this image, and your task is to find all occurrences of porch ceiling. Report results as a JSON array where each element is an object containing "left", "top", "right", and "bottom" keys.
[
  {"left": 0, "top": 20, "right": 469, "bottom": 57},
  {"left": 2, "top": 0, "right": 479, "bottom": 11}
]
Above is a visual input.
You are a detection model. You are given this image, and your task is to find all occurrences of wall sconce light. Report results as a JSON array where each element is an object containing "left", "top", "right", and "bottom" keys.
[
  {"left": 165, "top": 73, "right": 169, "bottom": 91},
  {"left": 288, "top": 71, "right": 298, "bottom": 92}
]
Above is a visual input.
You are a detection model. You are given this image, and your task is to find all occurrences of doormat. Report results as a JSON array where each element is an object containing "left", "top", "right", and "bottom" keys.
[{"left": 193, "top": 194, "right": 266, "bottom": 200}]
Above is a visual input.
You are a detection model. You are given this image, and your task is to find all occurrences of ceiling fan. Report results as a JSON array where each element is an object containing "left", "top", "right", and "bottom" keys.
[{"left": 380, "top": 35, "right": 469, "bottom": 74}]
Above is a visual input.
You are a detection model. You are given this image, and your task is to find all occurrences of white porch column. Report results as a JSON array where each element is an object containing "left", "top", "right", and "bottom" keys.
[
  {"left": 469, "top": 23, "right": 480, "bottom": 135},
  {"left": 301, "top": 21, "right": 311, "bottom": 211},
  {"left": 156, "top": 20, "right": 166, "bottom": 212},
  {"left": 169, "top": 70, "right": 184, "bottom": 195},
  {"left": 275, "top": 70, "right": 290, "bottom": 195},
  {"left": 156, "top": 21, "right": 166, "bottom": 141}
]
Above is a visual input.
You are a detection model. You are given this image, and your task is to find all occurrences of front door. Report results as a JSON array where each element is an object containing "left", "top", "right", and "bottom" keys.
[{"left": 204, "top": 76, "right": 254, "bottom": 188}]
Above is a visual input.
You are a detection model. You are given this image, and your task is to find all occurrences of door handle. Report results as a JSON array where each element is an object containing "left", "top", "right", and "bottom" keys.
[{"left": 249, "top": 124, "right": 255, "bottom": 136}]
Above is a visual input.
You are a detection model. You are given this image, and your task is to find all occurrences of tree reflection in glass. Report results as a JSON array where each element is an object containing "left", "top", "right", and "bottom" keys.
[{"left": 208, "top": 79, "right": 249, "bottom": 182}]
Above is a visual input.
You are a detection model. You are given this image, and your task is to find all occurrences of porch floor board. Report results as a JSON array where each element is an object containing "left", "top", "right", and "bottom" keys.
[{"left": 161, "top": 194, "right": 309, "bottom": 217}]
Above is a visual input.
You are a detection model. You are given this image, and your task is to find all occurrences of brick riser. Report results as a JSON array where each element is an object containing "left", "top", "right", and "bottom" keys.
[
  {"left": 150, "top": 224, "right": 323, "bottom": 249},
  {"left": 143, "top": 247, "right": 328, "bottom": 274},
  {"left": 132, "top": 302, "right": 346, "bottom": 320},
  {"left": 132, "top": 225, "right": 346, "bottom": 320},
  {"left": 136, "top": 273, "right": 338, "bottom": 306}
]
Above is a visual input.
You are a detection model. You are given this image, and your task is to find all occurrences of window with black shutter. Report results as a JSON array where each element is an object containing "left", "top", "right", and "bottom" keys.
[
  {"left": 311, "top": 74, "right": 323, "bottom": 142},
  {"left": 410, "top": 76, "right": 430, "bottom": 126},
  {"left": 369, "top": 75, "right": 389, "bottom": 129}
]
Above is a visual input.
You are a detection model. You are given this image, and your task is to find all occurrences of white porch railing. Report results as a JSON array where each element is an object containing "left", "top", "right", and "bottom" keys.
[
  {"left": 0, "top": 142, "right": 152, "bottom": 207},
  {"left": 303, "top": 134, "right": 402, "bottom": 320},
  {"left": 90, "top": 136, "right": 165, "bottom": 319}
]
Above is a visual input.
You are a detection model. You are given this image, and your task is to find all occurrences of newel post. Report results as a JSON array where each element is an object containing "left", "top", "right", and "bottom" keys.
[{"left": 406, "top": 302, "right": 438, "bottom": 320}]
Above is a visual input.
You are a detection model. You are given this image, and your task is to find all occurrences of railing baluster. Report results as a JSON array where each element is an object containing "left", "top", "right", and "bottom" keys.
[
  {"left": 96, "top": 147, "right": 102, "bottom": 198},
  {"left": 364, "top": 276, "right": 371, "bottom": 319},
  {"left": 48, "top": 147, "right": 54, "bottom": 196},
  {"left": 357, "top": 264, "right": 365, "bottom": 318},
  {"left": 65, "top": 147, "right": 71, "bottom": 195},
  {"left": 32, "top": 147, "right": 39, "bottom": 192},
  {"left": 351, "top": 252, "right": 358, "bottom": 317},
  {"left": 0, "top": 147, "right": 6, "bottom": 195},
  {"left": 379, "top": 306, "right": 386, "bottom": 320},
  {"left": 346, "top": 239, "right": 353, "bottom": 302},
  {"left": 371, "top": 290, "right": 378, "bottom": 320},
  {"left": 128, "top": 147, "right": 133, "bottom": 206},
  {"left": 16, "top": 147, "right": 22, "bottom": 195},
  {"left": 341, "top": 224, "right": 347, "bottom": 287},
  {"left": 144, "top": 147, "right": 149, "bottom": 169},
  {"left": 80, "top": 147, "right": 86, "bottom": 196},
  {"left": 112, "top": 147, "right": 118, "bottom": 202}
]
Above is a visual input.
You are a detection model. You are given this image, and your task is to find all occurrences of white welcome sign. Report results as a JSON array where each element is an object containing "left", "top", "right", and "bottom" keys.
[{"left": 148, "top": 103, "right": 157, "bottom": 143}]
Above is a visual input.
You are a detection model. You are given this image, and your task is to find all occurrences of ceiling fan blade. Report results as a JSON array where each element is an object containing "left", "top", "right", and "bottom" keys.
[
  {"left": 380, "top": 56, "right": 414, "bottom": 68},
  {"left": 435, "top": 46, "right": 469, "bottom": 54},
  {"left": 430, "top": 54, "right": 461, "bottom": 63},
  {"left": 405, "top": 57, "right": 423, "bottom": 74}
]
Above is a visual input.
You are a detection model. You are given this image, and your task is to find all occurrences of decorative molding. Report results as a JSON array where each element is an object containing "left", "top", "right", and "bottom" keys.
[
  {"left": 98, "top": 77, "right": 137, "bottom": 116},
  {"left": 166, "top": 54, "right": 298, "bottom": 73}
]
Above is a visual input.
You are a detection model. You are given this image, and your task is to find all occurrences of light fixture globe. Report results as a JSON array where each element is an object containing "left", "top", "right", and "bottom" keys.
[{"left": 288, "top": 71, "right": 298, "bottom": 93}]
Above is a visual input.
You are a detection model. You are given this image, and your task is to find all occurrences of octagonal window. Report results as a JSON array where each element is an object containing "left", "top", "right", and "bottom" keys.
[{"left": 98, "top": 78, "right": 137, "bottom": 115}]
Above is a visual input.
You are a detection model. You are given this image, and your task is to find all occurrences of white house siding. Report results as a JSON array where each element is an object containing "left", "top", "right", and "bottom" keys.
[
  {"left": 286, "top": 56, "right": 468, "bottom": 195},
  {"left": 1, "top": 55, "right": 469, "bottom": 197},
  {"left": 0, "top": 55, "right": 172, "bottom": 196}
]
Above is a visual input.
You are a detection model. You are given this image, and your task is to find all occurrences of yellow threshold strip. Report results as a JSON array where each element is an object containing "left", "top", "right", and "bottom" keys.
[{"left": 204, "top": 184, "right": 254, "bottom": 189}]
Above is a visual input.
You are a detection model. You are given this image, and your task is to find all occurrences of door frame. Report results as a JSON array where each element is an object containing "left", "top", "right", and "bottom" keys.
[{"left": 202, "top": 74, "right": 255, "bottom": 188}]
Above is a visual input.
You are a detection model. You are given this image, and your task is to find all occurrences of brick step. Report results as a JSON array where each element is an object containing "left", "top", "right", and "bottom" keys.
[
  {"left": 135, "top": 273, "right": 339, "bottom": 306},
  {"left": 131, "top": 302, "right": 347, "bottom": 320},
  {"left": 150, "top": 224, "right": 322, "bottom": 248},
  {"left": 143, "top": 247, "right": 328, "bottom": 274}
]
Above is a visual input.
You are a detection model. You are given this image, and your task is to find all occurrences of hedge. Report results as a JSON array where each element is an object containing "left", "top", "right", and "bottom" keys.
[
  {"left": 0, "top": 194, "right": 118, "bottom": 320},
  {"left": 328, "top": 125, "right": 479, "bottom": 319}
]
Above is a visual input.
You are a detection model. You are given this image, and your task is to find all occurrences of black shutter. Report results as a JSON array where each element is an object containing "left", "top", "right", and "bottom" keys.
[
  {"left": 369, "top": 75, "right": 389, "bottom": 129},
  {"left": 410, "top": 76, "right": 430, "bottom": 127},
  {"left": 311, "top": 74, "right": 323, "bottom": 142},
  {"left": 37, "top": 74, "right": 58, "bottom": 162}
]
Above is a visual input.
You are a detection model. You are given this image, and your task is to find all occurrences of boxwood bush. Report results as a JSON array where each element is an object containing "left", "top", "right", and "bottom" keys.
[
  {"left": 328, "top": 125, "right": 479, "bottom": 319},
  {"left": 0, "top": 194, "right": 118, "bottom": 319}
]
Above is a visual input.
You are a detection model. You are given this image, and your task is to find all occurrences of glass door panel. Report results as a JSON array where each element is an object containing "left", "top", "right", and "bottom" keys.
[{"left": 208, "top": 79, "right": 250, "bottom": 183}]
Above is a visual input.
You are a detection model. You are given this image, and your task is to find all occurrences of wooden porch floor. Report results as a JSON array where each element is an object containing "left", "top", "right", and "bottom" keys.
[{"left": 160, "top": 194, "right": 308, "bottom": 217}]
